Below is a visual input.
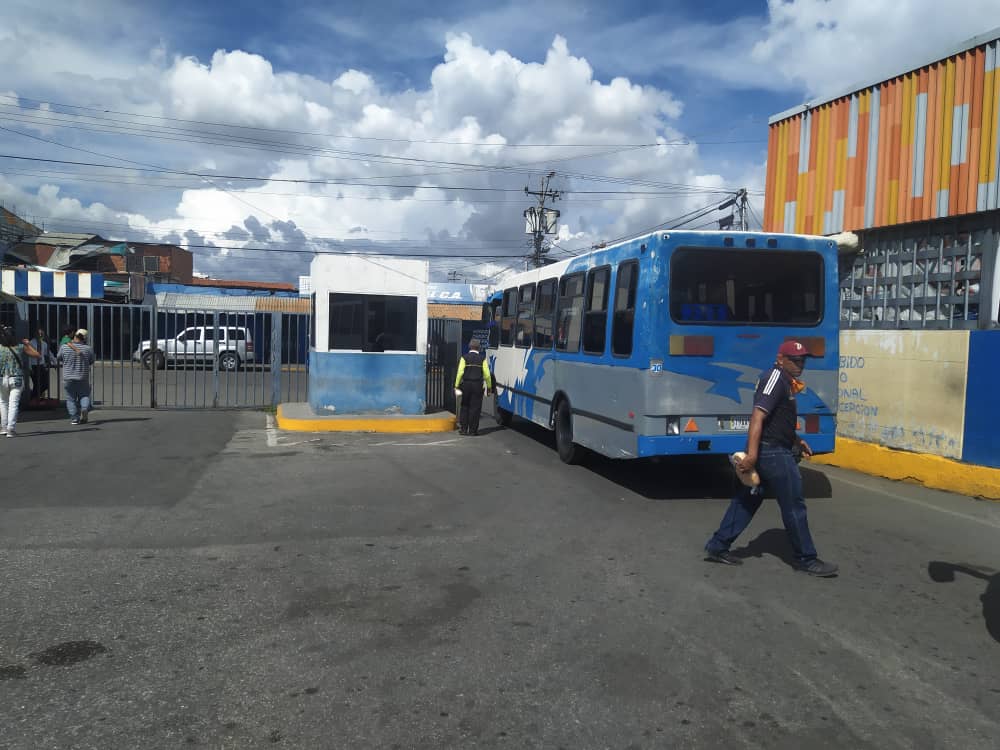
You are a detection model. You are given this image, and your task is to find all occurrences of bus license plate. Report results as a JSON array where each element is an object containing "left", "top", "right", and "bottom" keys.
[{"left": 721, "top": 417, "right": 750, "bottom": 431}]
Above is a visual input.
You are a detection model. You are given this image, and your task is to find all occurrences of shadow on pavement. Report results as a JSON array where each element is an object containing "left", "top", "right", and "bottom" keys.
[
  {"left": 928, "top": 561, "right": 999, "bottom": 644},
  {"left": 733, "top": 528, "right": 797, "bottom": 568},
  {"left": 495, "top": 417, "right": 833, "bottom": 501}
]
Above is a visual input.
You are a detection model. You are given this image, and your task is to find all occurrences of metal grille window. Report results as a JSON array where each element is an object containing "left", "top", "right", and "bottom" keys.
[{"left": 840, "top": 223, "right": 999, "bottom": 330}]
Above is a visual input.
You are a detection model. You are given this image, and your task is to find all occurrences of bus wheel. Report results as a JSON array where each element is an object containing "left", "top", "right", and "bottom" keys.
[
  {"left": 495, "top": 393, "right": 513, "bottom": 427},
  {"left": 555, "top": 399, "right": 579, "bottom": 464}
]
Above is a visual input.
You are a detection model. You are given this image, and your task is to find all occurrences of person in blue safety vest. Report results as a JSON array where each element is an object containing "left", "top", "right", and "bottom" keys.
[{"left": 454, "top": 338, "right": 492, "bottom": 436}]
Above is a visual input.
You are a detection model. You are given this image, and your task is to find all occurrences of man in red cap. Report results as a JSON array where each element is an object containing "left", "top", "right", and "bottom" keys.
[{"left": 704, "top": 340, "right": 838, "bottom": 577}]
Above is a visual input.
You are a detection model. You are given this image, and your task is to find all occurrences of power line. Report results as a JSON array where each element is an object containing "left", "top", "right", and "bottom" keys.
[
  {"left": 0, "top": 150, "right": 751, "bottom": 196},
  {"left": 0, "top": 93, "right": 767, "bottom": 149}
]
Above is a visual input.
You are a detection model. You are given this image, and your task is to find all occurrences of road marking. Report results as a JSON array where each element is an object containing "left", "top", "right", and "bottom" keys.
[
  {"left": 370, "top": 438, "right": 462, "bottom": 447},
  {"left": 266, "top": 414, "right": 279, "bottom": 447},
  {"left": 832, "top": 473, "right": 1000, "bottom": 530}
]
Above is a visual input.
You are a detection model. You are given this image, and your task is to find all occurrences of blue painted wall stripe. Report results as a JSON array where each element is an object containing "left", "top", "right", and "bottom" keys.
[
  {"left": 784, "top": 201, "right": 796, "bottom": 233},
  {"left": 309, "top": 351, "right": 426, "bottom": 415},
  {"left": 912, "top": 93, "right": 927, "bottom": 197},
  {"left": 40, "top": 271, "right": 54, "bottom": 296},
  {"left": 65, "top": 273, "right": 79, "bottom": 298},
  {"left": 864, "top": 87, "right": 880, "bottom": 228},
  {"left": 962, "top": 330, "right": 1000, "bottom": 469},
  {"left": 847, "top": 95, "right": 859, "bottom": 158},
  {"left": 14, "top": 270, "right": 28, "bottom": 297},
  {"left": 798, "top": 111, "right": 811, "bottom": 174}
]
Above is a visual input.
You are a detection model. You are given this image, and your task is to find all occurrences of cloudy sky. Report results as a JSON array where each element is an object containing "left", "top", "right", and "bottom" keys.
[{"left": 0, "top": 0, "right": 996, "bottom": 283}]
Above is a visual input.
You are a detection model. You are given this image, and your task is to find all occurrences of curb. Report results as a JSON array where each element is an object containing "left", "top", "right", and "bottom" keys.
[
  {"left": 276, "top": 404, "right": 456, "bottom": 434},
  {"left": 809, "top": 437, "right": 1000, "bottom": 500}
]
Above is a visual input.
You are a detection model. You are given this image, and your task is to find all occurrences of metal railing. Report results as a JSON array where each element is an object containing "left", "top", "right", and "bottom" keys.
[{"left": 9, "top": 300, "right": 310, "bottom": 409}]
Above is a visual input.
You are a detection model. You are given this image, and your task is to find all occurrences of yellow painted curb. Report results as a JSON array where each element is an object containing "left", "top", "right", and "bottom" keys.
[
  {"left": 809, "top": 437, "right": 1000, "bottom": 500},
  {"left": 276, "top": 404, "right": 456, "bottom": 433}
]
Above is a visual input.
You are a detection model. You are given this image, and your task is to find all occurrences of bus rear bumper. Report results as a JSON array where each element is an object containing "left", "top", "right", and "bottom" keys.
[{"left": 636, "top": 433, "right": 836, "bottom": 458}]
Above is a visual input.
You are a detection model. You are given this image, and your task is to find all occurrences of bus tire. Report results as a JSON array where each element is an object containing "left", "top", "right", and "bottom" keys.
[
  {"left": 555, "top": 399, "right": 579, "bottom": 464},
  {"left": 495, "top": 393, "right": 513, "bottom": 427}
]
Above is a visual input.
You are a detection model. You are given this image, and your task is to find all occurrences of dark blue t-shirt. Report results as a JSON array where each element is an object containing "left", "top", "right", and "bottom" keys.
[{"left": 753, "top": 366, "right": 798, "bottom": 449}]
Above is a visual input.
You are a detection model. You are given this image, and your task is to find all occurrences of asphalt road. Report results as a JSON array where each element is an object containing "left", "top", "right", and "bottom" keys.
[{"left": 1, "top": 409, "right": 998, "bottom": 749}]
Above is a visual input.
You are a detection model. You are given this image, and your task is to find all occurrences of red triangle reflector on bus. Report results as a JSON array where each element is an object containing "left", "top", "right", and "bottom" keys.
[{"left": 684, "top": 418, "right": 699, "bottom": 432}]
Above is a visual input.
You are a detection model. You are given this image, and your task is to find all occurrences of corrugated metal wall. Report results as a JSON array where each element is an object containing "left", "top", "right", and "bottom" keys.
[{"left": 766, "top": 38, "right": 1000, "bottom": 234}]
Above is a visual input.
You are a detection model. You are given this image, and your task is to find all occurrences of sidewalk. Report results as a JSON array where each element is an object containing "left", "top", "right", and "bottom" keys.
[
  {"left": 276, "top": 402, "right": 456, "bottom": 433},
  {"left": 810, "top": 437, "right": 1000, "bottom": 500}
]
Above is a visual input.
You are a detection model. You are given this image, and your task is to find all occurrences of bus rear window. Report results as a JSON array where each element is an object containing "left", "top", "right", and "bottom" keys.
[{"left": 670, "top": 248, "right": 823, "bottom": 326}]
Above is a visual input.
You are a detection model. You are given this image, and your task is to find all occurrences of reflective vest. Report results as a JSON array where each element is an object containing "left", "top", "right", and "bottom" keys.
[{"left": 460, "top": 351, "right": 484, "bottom": 386}]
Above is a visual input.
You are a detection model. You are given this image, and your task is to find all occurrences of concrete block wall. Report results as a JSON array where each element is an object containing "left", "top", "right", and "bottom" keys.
[{"left": 811, "top": 329, "right": 999, "bottom": 499}]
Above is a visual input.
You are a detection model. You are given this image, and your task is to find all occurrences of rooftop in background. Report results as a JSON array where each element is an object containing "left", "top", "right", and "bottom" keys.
[
  {"left": 187, "top": 278, "right": 298, "bottom": 292},
  {"left": 769, "top": 25, "right": 1000, "bottom": 124},
  {"left": 21, "top": 232, "right": 99, "bottom": 246},
  {"left": 1, "top": 207, "right": 41, "bottom": 243}
]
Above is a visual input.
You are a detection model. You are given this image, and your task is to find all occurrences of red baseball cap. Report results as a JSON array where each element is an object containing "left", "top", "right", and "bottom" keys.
[{"left": 777, "top": 340, "right": 810, "bottom": 357}]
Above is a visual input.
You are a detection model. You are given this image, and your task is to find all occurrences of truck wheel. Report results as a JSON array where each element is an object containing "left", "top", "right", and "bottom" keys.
[
  {"left": 142, "top": 351, "right": 165, "bottom": 370},
  {"left": 218, "top": 352, "right": 240, "bottom": 371}
]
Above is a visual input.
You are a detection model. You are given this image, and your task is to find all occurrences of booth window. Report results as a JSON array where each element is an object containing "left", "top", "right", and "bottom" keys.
[{"left": 328, "top": 293, "right": 418, "bottom": 351}]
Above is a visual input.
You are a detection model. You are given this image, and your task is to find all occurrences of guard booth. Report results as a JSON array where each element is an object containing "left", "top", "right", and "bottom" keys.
[{"left": 308, "top": 255, "right": 429, "bottom": 415}]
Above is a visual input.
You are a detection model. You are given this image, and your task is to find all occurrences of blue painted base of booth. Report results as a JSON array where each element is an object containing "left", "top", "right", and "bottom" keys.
[{"left": 308, "top": 351, "right": 426, "bottom": 415}]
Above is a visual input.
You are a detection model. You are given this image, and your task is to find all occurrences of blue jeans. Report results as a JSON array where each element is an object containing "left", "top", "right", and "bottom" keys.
[
  {"left": 706, "top": 445, "right": 818, "bottom": 563},
  {"left": 64, "top": 380, "right": 92, "bottom": 419}
]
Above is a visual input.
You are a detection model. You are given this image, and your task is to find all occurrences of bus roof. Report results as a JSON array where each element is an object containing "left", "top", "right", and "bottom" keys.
[{"left": 494, "top": 230, "right": 836, "bottom": 289}]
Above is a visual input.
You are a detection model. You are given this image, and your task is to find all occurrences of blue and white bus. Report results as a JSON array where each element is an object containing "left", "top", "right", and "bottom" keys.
[{"left": 487, "top": 230, "right": 840, "bottom": 463}]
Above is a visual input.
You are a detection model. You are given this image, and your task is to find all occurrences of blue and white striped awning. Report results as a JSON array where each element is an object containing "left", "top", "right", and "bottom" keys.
[{"left": 0, "top": 268, "right": 104, "bottom": 299}]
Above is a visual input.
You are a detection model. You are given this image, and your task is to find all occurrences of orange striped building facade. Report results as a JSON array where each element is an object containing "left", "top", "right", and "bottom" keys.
[{"left": 765, "top": 32, "right": 1000, "bottom": 235}]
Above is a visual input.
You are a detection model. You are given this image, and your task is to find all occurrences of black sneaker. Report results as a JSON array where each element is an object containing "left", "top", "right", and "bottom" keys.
[
  {"left": 70, "top": 418, "right": 80, "bottom": 426},
  {"left": 704, "top": 550, "right": 743, "bottom": 566},
  {"left": 794, "top": 559, "right": 839, "bottom": 577}
]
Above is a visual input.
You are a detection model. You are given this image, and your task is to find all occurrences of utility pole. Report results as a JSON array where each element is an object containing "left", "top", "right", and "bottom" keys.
[
  {"left": 717, "top": 188, "right": 748, "bottom": 231},
  {"left": 736, "top": 188, "right": 749, "bottom": 231},
  {"left": 524, "top": 172, "right": 560, "bottom": 268}
]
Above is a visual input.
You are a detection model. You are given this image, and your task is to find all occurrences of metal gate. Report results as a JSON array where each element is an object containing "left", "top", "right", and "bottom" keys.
[
  {"left": 426, "top": 318, "right": 461, "bottom": 413},
  {"left": 11, "top": 300, "right": 310, "bottom": 408}
]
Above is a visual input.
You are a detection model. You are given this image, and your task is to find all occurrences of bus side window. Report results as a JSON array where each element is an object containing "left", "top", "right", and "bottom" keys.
[
  {"left": 583, "top": 266, "right": 610, "bottom": 355},
  {"left": 500, "top": 288, "right": 517, "bottom": 346},
  {"left": 612, "top": 261, "right": 638, "bottom": 357},
  {"left": 555, "top": 273, "right": 585, "bottom": 352},
  {"left": 515, "top": 284, "right": 535, "bottom": 348},
  {"left": 533, "top": 278, "right": 556, "bottom": 349}
]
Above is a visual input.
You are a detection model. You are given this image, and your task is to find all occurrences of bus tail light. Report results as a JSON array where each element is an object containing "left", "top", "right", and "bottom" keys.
[
  {"left": 804, "top": 415, "right": 820, "bottom": 433},
  {"left": 666, "top": 418, "right": 680, "bottom": 435},
  {"left": 669, "top": 335, "right": 714, "bottom": 356}
]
